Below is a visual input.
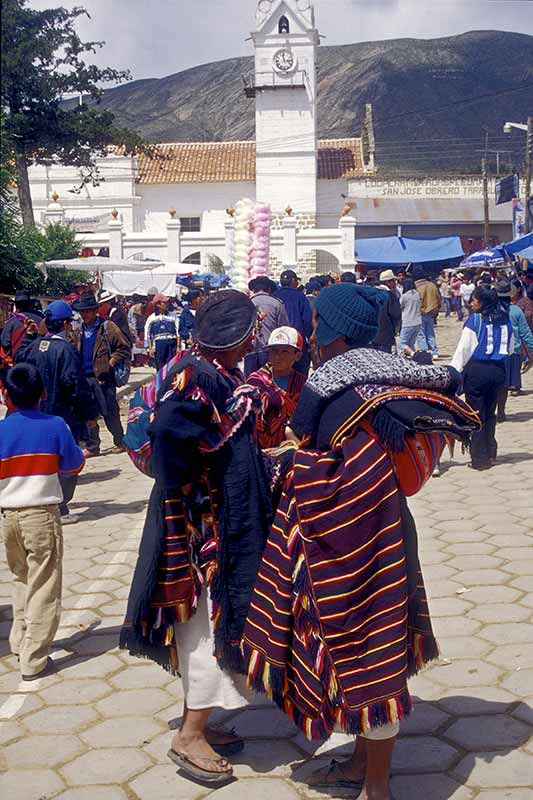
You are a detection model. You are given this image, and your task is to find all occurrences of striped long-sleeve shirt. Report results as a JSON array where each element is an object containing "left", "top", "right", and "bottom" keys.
[{"left": 0, "top": 411, "right": 84, "bottom": 509}]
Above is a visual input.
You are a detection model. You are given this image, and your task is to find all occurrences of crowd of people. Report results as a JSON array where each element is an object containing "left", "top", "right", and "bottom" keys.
[{"left": 1, "top": 260, "right": 532, "bottom": 799}]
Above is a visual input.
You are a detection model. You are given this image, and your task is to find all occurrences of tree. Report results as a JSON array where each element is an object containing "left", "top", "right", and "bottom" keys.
[
  {"left": 1, "top": 0, "right": 149, "bottom": 226},
  {"left": 1, "top": 118, "right": 87, "bottom": 294}
]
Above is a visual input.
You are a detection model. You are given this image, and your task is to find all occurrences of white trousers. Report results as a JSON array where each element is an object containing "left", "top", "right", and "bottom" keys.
[
  {"left": 174, "top": 591, "right": 252, "bottom": 711},
  {"left": 360, "top": 721, "right": 400, "bottom": 740}
]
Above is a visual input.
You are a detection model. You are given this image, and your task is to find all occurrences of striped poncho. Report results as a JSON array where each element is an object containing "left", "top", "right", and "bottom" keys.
[{"left": 242, "top": 349, "right": 479, "bottom": 738}]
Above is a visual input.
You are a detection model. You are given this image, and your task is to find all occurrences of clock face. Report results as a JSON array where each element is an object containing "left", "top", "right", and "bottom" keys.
[{"left": 273, "top": 49, "right": 296, "bottom": 73}]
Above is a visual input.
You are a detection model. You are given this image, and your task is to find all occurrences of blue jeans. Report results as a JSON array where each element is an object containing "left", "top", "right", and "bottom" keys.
[
  {"left": 399, "top": 324, "right": 421, "bottom": 352},
  {"left": 416, "top": 314, "right": 439, "bottom": 356},
  {"left": 443, "top": 298, "right": 451, "bottom": 317}
]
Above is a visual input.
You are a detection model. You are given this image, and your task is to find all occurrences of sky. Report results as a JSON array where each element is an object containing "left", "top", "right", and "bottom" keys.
[{"left": 28, "top": 0, "right": 533, "bottom": 82}]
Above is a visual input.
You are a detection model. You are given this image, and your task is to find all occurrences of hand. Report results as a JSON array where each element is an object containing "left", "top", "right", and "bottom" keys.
[{"left": 24, "top": 319, "right": 39, "bottom": 336}]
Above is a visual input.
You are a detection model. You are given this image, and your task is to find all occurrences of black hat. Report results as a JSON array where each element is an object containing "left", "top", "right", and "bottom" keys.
[
  {"left": 73, "top": 292, "right": 99, "bottom": 311},
  {"left": 194, "top": 290, "right": 256, "bottom": 351},
  {"left": 248, "top": 276, "right": 276, "bottom": 294},
  {"left": 14, "top": 289, "right": 32, "bottom": 304},
  {"left": 280, "top": 269, "right": 298, "bottom": 286}
]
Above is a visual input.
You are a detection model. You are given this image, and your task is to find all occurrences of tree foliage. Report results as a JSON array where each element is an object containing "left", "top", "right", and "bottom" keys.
[
  {"left": 1, "top": 0, "right": 151, "bottom": 225},
  {"left": 1, "top": 118, "right": 87, "bottom": 295}
]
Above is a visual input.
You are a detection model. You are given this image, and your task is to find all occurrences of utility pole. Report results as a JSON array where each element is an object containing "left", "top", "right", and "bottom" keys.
[
  {"left": 482, "top": 157, "right": 490, "bottom": 247},
  {"left": 526, "top": 115, "right": 532, "bottom": 234}
]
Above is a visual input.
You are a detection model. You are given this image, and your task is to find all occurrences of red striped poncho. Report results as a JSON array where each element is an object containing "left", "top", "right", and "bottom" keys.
[{"left": 242, "top": 381, "right": 479, "bottom": 739}]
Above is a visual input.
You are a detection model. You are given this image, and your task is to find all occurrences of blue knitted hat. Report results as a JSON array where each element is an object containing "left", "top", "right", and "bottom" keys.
[{"left": 314, "top": 283, "right": 387, "bottom": 347}]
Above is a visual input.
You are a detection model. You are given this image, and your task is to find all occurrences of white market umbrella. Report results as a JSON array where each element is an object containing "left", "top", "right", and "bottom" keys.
[{"left": 37, "top": 257, "right": 165, "bottom": 277}]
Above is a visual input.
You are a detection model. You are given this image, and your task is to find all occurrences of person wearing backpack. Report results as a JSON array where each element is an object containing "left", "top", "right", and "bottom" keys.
[
  {"left": 451, "top": 285, "right": 513, "bottom": 470},
  {"left": 15, "top": 301, "right": 97, "bottom": 523},
  {"left": 72, "top": 292, "right": 131, "bottom": 455},
  {"left": 0, "top": 290, "right": 43, "bottom": 359}
]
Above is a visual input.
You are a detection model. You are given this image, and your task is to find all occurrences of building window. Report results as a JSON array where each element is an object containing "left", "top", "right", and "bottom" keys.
[
  {"left": 183, "top": 252, "right": 201, "bottom": 265},
  {"left": 279, "top": 16, "right": 289, "bottom": 34},
  {"left": 180, "top": 216, "right": 201, "bottom": 232}
]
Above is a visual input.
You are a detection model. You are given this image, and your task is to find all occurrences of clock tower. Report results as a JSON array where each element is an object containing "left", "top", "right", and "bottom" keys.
[{"left": 252, "top": 1, "right": 319, "bottom": 217}]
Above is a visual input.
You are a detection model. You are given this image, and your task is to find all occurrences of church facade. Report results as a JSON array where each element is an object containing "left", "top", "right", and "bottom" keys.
[{"left": 28, "top": 1, "right": 374, "bottom": 275}]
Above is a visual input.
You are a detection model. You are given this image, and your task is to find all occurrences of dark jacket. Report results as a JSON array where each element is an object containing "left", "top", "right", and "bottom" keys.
[
  {"left": 374, "top": 289, "right": 402, "bottom": 348},
  {"left": 74, "top": 319, "right": 131, "bottom": 382},
  {"left": 109, "top": 305, "right": 133, "bottom": 345},
  {"left": 16, "top": 333, "right": 96, "bottom": 436},
  {"left": 1, "top": 312, "right": 43, "bottom": 357},
  {"left": 178, "top": 307, "right": 195, "bottom": 344},
  {"left": 273, "top": 287, "right": 313, "bottom": 340}
]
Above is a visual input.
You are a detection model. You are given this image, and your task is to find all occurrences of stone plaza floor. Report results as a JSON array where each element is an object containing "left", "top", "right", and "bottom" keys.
[{"left": 0, "top": 317, "right": 532, "bottom": 799}]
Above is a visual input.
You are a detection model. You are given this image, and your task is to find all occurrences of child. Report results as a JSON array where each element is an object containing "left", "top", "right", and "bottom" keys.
[
  {"left": 0, "top": 364, "right": 85, "bottom": 680},
  {"left": 247, "top": 326, "right": 306, "bottom": 449},
  {"left": 143, "top": 294, "right": 180, "bottom": 370}
]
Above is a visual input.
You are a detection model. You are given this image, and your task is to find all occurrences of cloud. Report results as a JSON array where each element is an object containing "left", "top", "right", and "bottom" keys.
[{"left": 27, "top": 0, "right": 533, "bottom": 81}]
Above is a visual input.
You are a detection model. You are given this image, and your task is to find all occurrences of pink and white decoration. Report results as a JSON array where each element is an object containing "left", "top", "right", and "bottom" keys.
[{"left": 231, "top": 198, "right": 272, "bottom": 291}]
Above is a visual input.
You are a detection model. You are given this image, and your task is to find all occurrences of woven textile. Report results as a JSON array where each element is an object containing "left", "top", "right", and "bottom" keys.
[
  {"left": 242, "top": 428, "right": 435, "bottom": 739},
  {"left": 246, "top": 364, "right": 306, "bottom": 449}
]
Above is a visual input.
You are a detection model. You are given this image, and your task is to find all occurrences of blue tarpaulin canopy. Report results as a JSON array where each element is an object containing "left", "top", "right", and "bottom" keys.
[
  {"left": 516, "top": 246, "right": 533, "bottom": 261},
  {"left": 354, "top": 235, "right": 464, "bottom": 267},
  {"left": 497, "top": 233, "right": 533, "bottom": 258}
]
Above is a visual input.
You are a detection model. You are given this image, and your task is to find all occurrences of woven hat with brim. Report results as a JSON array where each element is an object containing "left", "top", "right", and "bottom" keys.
[
  {"left": 194, "top": 290, "right": 256, "bottom": 351},
  {"left": 379, "top": 269, "right": 396, "bottom": 282},
  {"left": 314, "top": 283, "right": 387, "bottom": 347},
  {"left": 45, "top": 300, "right": 74, "bottom": 322},
  {"left": 14, "top": 289, "right": 32, "bottom": 303},
  {"left": 97, "top": 290, "right": 116, "bottom": 305},
  {"left": 73, "top": 292, "right": 98, "bottom": 312}
]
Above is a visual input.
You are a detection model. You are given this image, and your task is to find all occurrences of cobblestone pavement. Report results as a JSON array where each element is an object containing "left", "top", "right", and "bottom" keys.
[{"left": 1, "top": 318, "right": 532, "bottom": 800}]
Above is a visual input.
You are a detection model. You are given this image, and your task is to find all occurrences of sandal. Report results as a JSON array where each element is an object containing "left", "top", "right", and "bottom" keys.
[
  {"left": 167, "top": 748, "right": 233, "bottom": 785},
  {"left": 206, "top": 726, "right": 245, "bottom": 756},
  {"left": 307, "top": 759, "right": 365, "bottom": 788}
]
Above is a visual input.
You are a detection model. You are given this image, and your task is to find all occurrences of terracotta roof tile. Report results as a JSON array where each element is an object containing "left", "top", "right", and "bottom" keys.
[{"left": 136, "top": 138, "right": 365, "bottom": 184}]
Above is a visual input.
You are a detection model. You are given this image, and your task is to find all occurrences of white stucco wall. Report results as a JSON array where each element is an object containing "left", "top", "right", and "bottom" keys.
[{"left": 137, "top": 182, "right": 256, "bottom": 233}]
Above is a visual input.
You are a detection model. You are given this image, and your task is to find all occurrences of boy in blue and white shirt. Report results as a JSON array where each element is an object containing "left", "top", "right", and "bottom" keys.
[
  {"left": 0, "top": 364, "right": 84, "bottom": 679},
  {"left": 451, "top": 285, "right": 513, "bottom": 471},
  {"left": 144, "top": 294, "right": 179, "bottom": 370}
]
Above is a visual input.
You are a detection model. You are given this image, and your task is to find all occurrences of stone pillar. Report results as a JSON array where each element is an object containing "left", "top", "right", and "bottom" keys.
[
  {"left": 339, "top": 214, "right": 356, "bottom": 272},
  {"left": 224, "top": 215, "right": 235, "bottom": 271},
  {"left": 166, "top": 209, "right": 181, "bottom": 263},
  {"left": 43, "top": 192, "right": 65, "bottom": 226},
  {"left": 282, "top": 213, "right": 298, "bottom": 270},
  {"left": 108, "top": 209, "right": 123, "bottom": 260}
]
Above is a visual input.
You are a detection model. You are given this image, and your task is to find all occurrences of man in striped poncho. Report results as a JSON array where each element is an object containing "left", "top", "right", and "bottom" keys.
[{"left": 242, "top": 283, "right": 479, "bottom": 800}]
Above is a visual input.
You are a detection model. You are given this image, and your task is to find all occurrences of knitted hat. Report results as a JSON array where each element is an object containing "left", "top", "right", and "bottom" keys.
[{"left": 314, "top": 283, "right": 387, "bottom": 347}]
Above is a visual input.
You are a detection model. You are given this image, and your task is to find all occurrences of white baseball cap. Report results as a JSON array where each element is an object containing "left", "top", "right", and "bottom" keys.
[{"left": 268, "top": 326, "right": 303, "bottom": 350}]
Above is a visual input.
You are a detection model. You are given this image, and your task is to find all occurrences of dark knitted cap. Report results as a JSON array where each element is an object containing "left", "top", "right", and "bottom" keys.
[
  {"left": 314, "top": 283, "right": 387, "bottom": 347},
  {"left": 194, "top": 289, "right": 257, "bottom": 351}
]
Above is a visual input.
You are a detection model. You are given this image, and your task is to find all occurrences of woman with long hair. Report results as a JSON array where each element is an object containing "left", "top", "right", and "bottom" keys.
[{"left": 451, "top": 284, "right": 513, "bottom": 469}]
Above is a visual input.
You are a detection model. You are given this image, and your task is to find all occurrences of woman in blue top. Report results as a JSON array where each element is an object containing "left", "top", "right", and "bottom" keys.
[{"left": 451, "top": 285, "right": 513, "bottom": 470}]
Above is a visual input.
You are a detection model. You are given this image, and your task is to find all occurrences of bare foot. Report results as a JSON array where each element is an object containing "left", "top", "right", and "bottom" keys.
[{"left": 171, "top": 731, "right": 232, "bottom": 775}]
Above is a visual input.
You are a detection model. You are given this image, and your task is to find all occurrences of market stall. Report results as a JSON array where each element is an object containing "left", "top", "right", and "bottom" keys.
[{"left": 354, "top": 235, "right": 464, "bottom": 273}]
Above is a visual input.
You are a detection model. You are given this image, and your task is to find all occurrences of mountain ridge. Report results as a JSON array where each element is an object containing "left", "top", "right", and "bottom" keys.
[{"left": 85, "top": 30, "right": 533, "bottom": 172}]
